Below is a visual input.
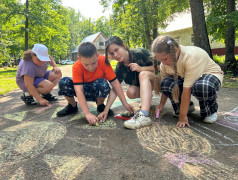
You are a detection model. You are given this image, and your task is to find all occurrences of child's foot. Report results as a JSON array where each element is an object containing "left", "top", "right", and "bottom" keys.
[
  {"left": 123, "top": 111, "right": 152, "bottom": 129},
  {"left": 21, "top": 92, "right": 37, "bottom": 106},
  {"left": 97, "top": 104, "right": 114, "bottom": 116},
  {"left": 203, "top": 112, "right": 218, "bottom": 123},
  {"left": 57, "top": 103, "right": 78, "bottom": 117},
  {"left": 42, "top": 93, "right": 58, "bottom": 101}
]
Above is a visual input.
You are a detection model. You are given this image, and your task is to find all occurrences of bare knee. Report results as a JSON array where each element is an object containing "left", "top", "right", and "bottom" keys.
[
  {"left": 45, "top": 83, "right": 54, "bottom": 94},
  {"left": 38, "top": 81, "right": 55, "bottom": 94},
  {"left": 127, "top": 86, "right": 140, "bottom": 99},
  {"left": 139, "top": 71, "right": 154, "bottom": 81},
  {"left": 49, "top": 71, "right": 62, "bottom": 84}
]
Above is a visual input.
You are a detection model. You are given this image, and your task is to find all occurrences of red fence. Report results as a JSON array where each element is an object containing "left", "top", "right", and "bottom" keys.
[{"left": 212, "top": 47, "right": 238, "bottom": 56}]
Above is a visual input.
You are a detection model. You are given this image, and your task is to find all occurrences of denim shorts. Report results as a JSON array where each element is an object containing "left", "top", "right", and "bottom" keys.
[
  {"left": 58, "top": 77, "right": 111, "bottom": 102},
  {"left": 24, "top": 71, "right": 50, "bottom": 92}
]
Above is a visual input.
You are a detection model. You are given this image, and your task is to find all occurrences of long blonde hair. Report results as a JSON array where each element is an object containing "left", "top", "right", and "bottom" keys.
[{"left": 151, "top": 35, "right": 180, "bottom": 102}]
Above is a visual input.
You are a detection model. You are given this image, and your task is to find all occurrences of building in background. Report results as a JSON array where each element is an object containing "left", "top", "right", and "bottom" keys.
[
  {"left": 71, "top": 32, "right": 107, "bottom": 61},
  {"left": 161, "top": 12, "right": 238, "bottom": 56}
]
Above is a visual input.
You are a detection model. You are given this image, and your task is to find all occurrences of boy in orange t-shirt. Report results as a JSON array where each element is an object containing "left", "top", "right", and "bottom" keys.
[{"left": 57, "top": 42, "right": 134, "bottom": 125}]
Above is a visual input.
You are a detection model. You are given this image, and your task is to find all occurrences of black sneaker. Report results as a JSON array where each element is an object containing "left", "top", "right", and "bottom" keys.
[
  {"left": 173, "top": 101, "right": 195, "bottom": 117},
  {"left": 57, "top": 103, "right": 78, "bottom": 117},
  {"left": 97, "top": 104, "right": 114, "bottom": 116},
  {"left": 42, "top": 93, "right": 58, "bottom": 101},
  {"left": 21, "top": 93, "right": 37, "bottom": 106}
]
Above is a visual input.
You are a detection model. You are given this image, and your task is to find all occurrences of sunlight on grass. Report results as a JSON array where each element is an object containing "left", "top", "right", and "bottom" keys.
[
  {"left": 0, "top": 79, "right": 19, "bottom": 95},
  {"left": 0, "top": 67, "right": 18, "bottom": 95},
  {"left": 110, "top": 60, "right": 117, "bottom": 70}
]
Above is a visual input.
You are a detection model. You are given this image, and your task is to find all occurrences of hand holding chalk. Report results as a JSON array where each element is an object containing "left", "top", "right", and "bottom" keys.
[{"left": 156, "top": 109, "right": 160, "bottom": 119}]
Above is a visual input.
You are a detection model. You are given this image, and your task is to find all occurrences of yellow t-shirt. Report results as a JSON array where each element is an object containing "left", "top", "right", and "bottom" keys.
[{"left": 160, "top": 45, "right": 224, "bottom": 88}]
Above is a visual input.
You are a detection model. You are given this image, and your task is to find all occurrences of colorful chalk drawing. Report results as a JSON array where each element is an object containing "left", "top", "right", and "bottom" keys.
[
  {"left": 1, "top": 95, "right": 238, "bottom": 179},
  {"left": 3, "top": 111, "right": 27, "bottom": 122},
  {"left": 136, "top": 124, "right": 237, "bottom": 179},
  {"left": 0, "top": 97, "right": 141, "bottom": 179},
  {"left": 0, "top": 121, "right": 66, "bottom": 167},
  {"left": 216, "top": 106, "right": 238, "bottom": 132},
  {"left": 44, "top": 154, "right": 93, "bottom": 180}
]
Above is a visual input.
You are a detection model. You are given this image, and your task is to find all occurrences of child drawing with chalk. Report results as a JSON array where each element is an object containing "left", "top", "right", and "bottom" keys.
[
  {"left": 152, "top": 35, "right": 224, "bottom": 127},
  {"left": 57, "top": 42, "right": 134, "bottom": 125},
  {"left": 104, "top": 36, "right": 155, "bottom": 129},
  {"left": 16, "top": 44, "right": 62, "bottom": 106}
]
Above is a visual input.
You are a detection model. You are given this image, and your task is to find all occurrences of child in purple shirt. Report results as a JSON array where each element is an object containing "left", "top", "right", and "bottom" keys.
[{"left": 16, "top": 44, "right": 62, "bottom": 106}]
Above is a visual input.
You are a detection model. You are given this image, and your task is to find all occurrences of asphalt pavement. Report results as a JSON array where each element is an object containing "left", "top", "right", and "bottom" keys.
[{"left": 0, "top": 65, "right": 238, "bottom": 180}]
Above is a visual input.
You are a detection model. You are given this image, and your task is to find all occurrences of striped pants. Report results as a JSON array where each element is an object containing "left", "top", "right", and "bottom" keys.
[{"left": 161, "top": 74, "right": 221, "bottom": 117}]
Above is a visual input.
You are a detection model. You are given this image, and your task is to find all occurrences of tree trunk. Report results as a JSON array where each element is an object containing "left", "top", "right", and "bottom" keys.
[
  {"left": 225, "top": 0, "right": 237, "bottom": 75},
  {"left": 152, "top": 0, "right": 159, "bottom": 40},
  {"left": 141, "top": 0, "right": 151, "bottom": 49},
  {"left": 25, "top": 0, "right": 29, "bottom": 51},
  {"left": 189, "top": 0, "right": 213, "bottom": 59}
]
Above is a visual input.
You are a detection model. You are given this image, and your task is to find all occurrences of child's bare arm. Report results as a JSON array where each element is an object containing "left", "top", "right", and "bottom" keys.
[
  {"left": 177, "top": 87, "right": 191, "bottom": 128},
  {"left": 97, "top": 85, "right": 117, "bottom": 121},
  {"left": 111, "top": 79, "right": 134, "bottom": 113},
  {"left": 74, "top": 85, "right": 98, "bottom": 124}
]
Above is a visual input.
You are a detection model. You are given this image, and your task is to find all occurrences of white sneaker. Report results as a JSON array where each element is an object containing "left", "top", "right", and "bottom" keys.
[
  {"left": 203, "top": 112, "right": 218, "bottom": 123},
  {"left": 173, "top": 102, "right": 195, "bottom": 118},
  {"left": 123, "top": 111, "right": 152, "bottom": 129}
]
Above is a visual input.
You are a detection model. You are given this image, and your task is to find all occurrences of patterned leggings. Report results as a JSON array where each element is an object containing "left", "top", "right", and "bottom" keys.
[
  {"left": 58, "top": 77, "right": 111, "bottom": 102},
  {"left": 161, "top": 74, "right": 221, "bottom": 117}
]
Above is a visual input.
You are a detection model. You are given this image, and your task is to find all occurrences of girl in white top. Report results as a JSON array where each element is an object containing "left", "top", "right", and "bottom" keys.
[{"left": 152, "top": 35, "right": 224, "bottom": 127}]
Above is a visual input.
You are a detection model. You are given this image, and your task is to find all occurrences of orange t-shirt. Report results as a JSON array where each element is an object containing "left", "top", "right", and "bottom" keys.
[{"left": 72, "top": 54, "right": 116, "bottom": 85}]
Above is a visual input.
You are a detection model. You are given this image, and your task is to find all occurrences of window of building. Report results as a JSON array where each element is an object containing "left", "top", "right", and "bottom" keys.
[{"left": 99, "top": 42, "right": 104, "bottom": 46}]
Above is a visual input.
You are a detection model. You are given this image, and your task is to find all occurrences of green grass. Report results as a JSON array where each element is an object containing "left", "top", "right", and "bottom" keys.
[
  {"left": 0, "top": 66, "right": 55, "bottom": 95},
  {"left": 213, "top": 55, "right": 225, "bottom": 64},
  {"left": 0, "top": 67, "right": 18, "bottom": 95},
  {"left": 222, "top": 75, "right": 238, "bottom": 88},
  {"left": 110, "top": 60, "right": 118, "bottom": 70}
]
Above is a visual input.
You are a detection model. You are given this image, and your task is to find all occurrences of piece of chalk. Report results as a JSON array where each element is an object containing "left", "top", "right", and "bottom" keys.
[{"left": 156, "top": 109, "right": 160, "bottom": 118}]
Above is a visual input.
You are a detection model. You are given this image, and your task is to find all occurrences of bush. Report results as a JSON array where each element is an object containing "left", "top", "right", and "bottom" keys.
[{"left": 213, "top": 55, "right": 225, "bottom": 64}]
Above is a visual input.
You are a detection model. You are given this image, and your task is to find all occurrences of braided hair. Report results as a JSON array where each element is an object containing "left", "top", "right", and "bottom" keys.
[{"left": 151, "top": 35, "right": 180, "bottom": 102}]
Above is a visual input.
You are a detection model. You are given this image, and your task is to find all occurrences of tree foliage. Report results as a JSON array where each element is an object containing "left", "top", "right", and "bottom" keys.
[
  {"left": 1, "top": 0, "right": 237, "bottom": 73},
  {"left": 205, "top": 0, "right": 238, "bottom": 74},
  {"left": 100, "top": 0, "right": 189, "bottom": 49},
  {"left": 0, "top": 0, "right": 112, "bottom": 65}
]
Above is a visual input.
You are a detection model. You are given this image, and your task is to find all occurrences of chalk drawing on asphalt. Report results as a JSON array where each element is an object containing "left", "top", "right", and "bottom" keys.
[
  {"left": 0, "top": 121, "right": 66, "bottom": 167},
  {"left": 216, "top": 106, "right": 238, "bottom": 132},
  {"left": 3, "top": 111, "right": 27, "bottom": 122},
  {"left": 1, "top": 97, "right": 238, "bottom": 179},
  {"left": 44, "top": 154, "right": 92, "bottom": 180},
  {"left": 136, "top": 124, "right": 236, "bottom": 180}
]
